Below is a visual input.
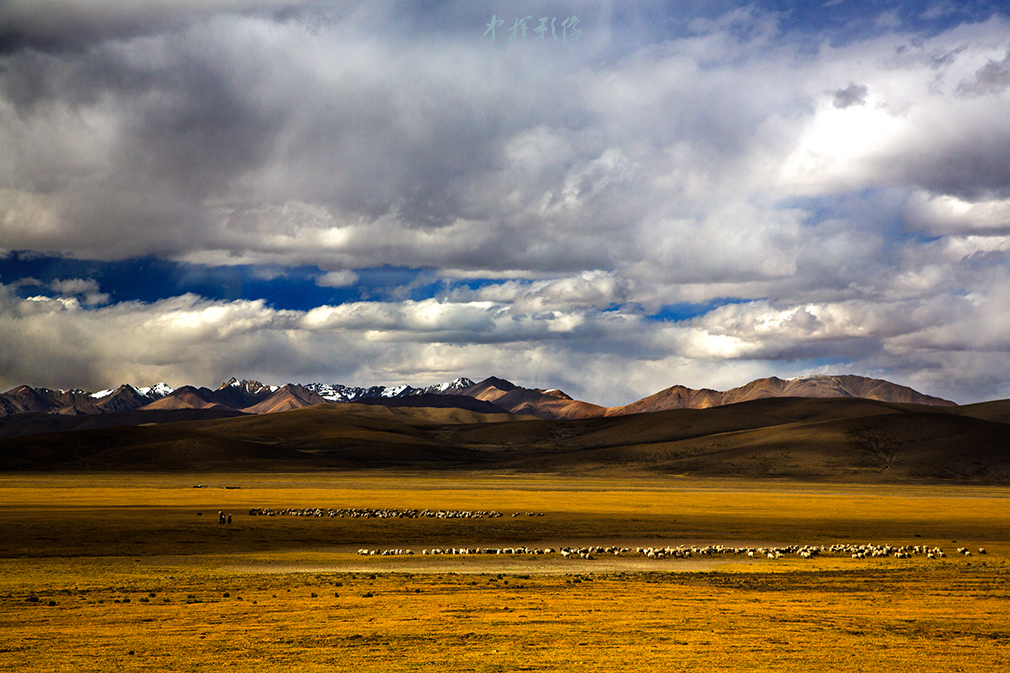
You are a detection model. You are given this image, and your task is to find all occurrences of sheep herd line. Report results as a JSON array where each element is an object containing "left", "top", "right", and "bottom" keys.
[
  {"left": 238, "top": 507, "right": 987, "bottom": 564},
  {"left": 246, "top": 507, "right": 543, "bottom": 519},
  {"left": 355, "top": 543, "right": 986, "bottom": 561}
]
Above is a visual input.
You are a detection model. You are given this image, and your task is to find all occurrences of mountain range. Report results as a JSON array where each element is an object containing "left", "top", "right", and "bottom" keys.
[
  {"left": 0, "top": 374, "right": 957, "bottom": 431},
  {"left": 2, "top": 373, "right": 1007, "bottom": 481}
]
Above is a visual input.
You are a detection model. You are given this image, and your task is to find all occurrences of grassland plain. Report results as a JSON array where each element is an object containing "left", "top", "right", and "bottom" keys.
[{"left": 1, "top": 473, "right": 1009, "bottom": 671}]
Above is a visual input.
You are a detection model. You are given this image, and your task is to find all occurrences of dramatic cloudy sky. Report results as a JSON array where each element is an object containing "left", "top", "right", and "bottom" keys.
[{"left": 2, "top": 0, "right": 1010, "bottom": 404}]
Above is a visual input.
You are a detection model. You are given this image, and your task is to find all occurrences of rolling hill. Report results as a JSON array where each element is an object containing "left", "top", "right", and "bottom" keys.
[{"left": 1, "top": 396, "right": 1007, "bottom": 482}]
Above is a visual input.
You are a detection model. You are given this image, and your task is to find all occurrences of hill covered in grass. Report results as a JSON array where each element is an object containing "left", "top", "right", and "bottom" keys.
[{"left": 1, "top": 397, "right": 1008, "bottom": 482}]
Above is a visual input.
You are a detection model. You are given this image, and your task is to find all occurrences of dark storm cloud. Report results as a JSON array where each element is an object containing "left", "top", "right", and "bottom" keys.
[
  {"left": 3, "top": 43, "right": 282, "bottom": 196},
  {"left": 832, "top": 82, "right": 868, "bottom": 108},
  {"left": 894, "top": 135, "right": 1010, "bottom": 201},
  {"left": 0, "top": 0, "right": 323, "bottom": 54}
]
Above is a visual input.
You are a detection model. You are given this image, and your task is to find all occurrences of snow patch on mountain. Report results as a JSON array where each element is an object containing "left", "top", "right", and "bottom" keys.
[{"left": 300, "top": 377, "right": 476, "bottom": 403}]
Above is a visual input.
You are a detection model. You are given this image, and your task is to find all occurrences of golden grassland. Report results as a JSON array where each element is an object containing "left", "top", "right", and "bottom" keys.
[{"left": 2, "top": 473, "right": 1009, "bottom": 671}]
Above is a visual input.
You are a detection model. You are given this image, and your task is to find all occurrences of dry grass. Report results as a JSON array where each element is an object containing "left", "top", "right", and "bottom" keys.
[{"left": 2, "top": 473, "right": 1009, "bottom": 671}]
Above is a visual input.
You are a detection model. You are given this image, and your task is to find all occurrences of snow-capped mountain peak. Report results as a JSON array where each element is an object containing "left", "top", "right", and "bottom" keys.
[
  {"left": 137, "top": 383, "right": 175, "bottom": 399},
  {"left": 217, "top": 378, "right": 278, "bottom": 394},
  {"left": 299, "top": 377, "right": 476, "bottom": 403},
  {"left": 90, "top": 383, "right": 175, "bottom": 400},
  {"left": 422, "top": 377, "right": 476, "bottom": 394}
]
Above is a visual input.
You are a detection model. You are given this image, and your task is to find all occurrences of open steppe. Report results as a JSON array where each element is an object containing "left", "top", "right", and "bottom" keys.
[{"left": 2, "top": 473, "right": 1009, "bottom": 671}]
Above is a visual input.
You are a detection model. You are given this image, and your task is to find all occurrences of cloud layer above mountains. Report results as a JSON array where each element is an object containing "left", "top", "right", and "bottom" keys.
[{"left": 2, "top": 1, "right": 1010, "bottom": 405}]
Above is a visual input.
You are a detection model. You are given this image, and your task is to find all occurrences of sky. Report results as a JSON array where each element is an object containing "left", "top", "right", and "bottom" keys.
[{"left": 2, "top": 0, "right": 1010, "bottom": 406}]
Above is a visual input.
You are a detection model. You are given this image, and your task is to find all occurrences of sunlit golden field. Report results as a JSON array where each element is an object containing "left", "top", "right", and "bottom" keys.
[{"left": 2, "top": 473, "right": 1009, "bottom": 671}]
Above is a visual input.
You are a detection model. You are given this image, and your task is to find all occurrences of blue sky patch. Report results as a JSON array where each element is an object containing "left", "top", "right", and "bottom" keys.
[
  {"left": 0, "top": 252, "right": 446, "bottom": 311},
  {"left": 645, "top": 298, "right": 755, "bottom": 323}
]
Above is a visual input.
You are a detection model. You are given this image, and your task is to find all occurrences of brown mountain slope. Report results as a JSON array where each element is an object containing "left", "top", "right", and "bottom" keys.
[
  {"left": 956, "top": 399, "right": 1010, "bottom": 425},
  {"left": 461, "top": 377, "right": 606, "bottom": 419},
  {"left": 211, "top": 378, "right": 279, "bottom": 409},
  {"left": 138, "top": 386, "right": 232, "bottom": 411},
  {"left": 461, "top": 376, "right": 517, "bottom": 403},
  {"left": 607, "top": 375, "right": 956, "bottom": 415},
  {"left": 605, "top": 385, "right": 725, "bottom": 415},
  {"left": 0, "top": 385, "right": 93, "bottom": 416},
  {"left": 88, "top": 385, "right": 155, "bottom": 414},
  {"left": 490, "top": 387, "right": 606, "bottom": 420},
  {"left": 241, "top": 385, "right": 327, "bottom": 414}
]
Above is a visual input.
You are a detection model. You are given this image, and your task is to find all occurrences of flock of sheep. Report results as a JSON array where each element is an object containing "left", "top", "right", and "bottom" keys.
[
  {"left": 247, "top": 507, "right": 544, "bottom": 519},
  {"left": 355, "top": 543, "right": 984, "bottom": 561},
  {"left": 240, "top": 507, "right": 986, "bottom": 563}
]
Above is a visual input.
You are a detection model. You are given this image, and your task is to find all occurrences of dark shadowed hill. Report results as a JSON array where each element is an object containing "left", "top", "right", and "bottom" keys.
[
  {"left": 0, "top": 407, "right": 247, "bottom": 439},
  {"left": 351, "top": 394, "right": 508, "bottom": 415},
  {"left": 1, "top": 397, "right": 1008, "bottom": 482},
  {"left": 955, "top": 399, "right": 1010, "bottom": 425}
]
